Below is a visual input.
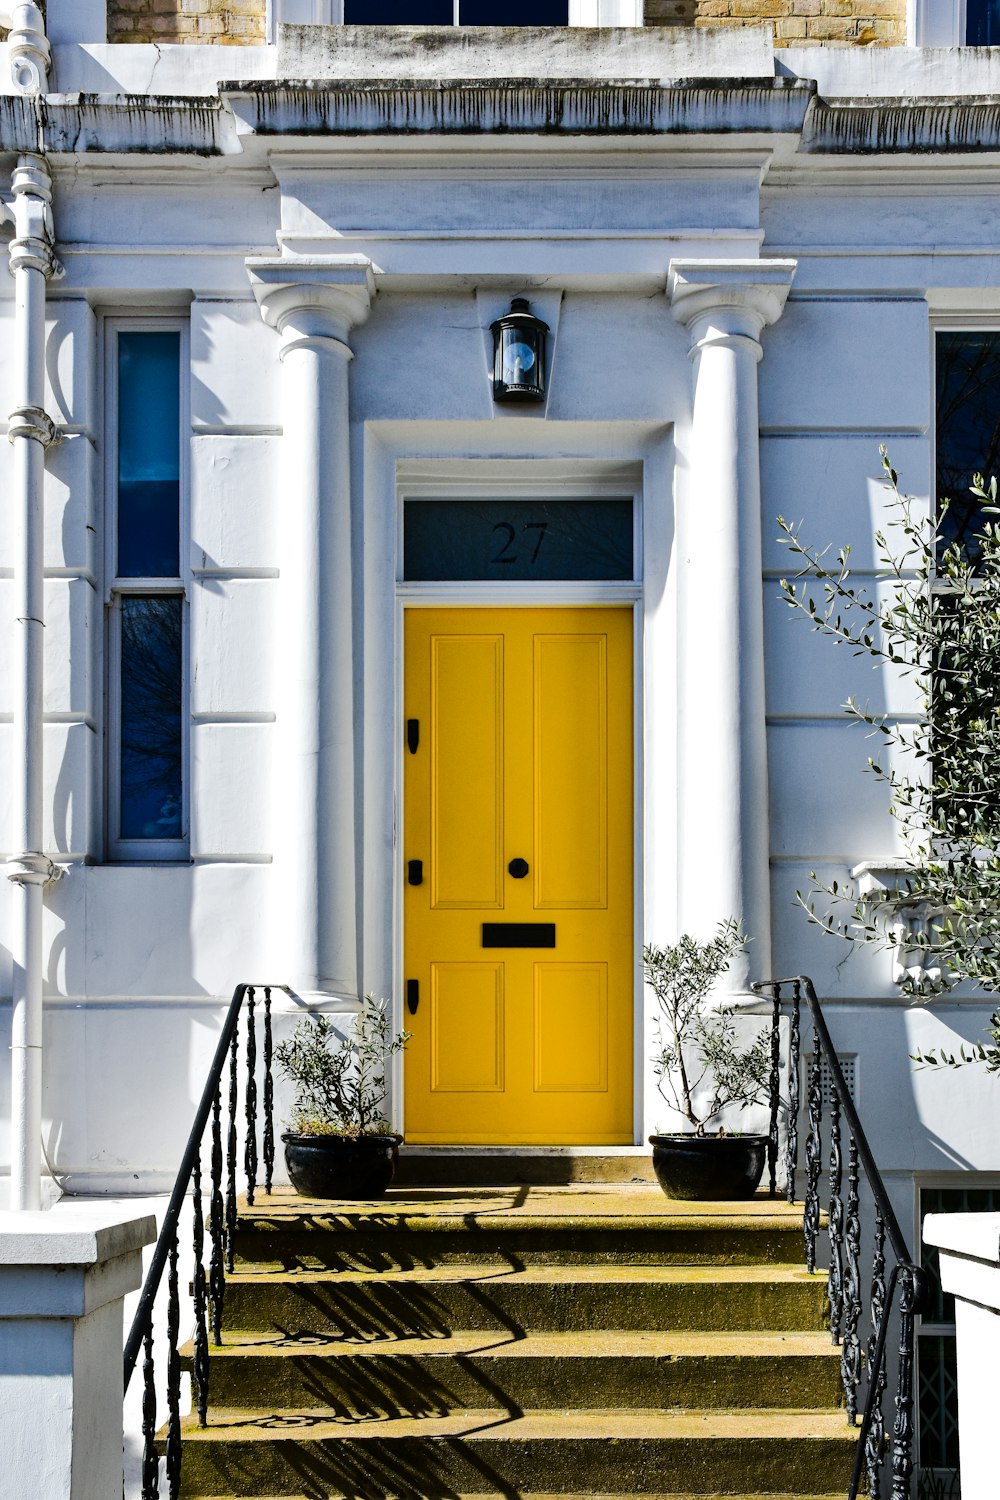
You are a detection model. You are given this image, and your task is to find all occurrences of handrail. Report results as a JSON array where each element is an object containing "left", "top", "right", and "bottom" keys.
[
  {"left": 123, "top": 982, "right": 283, "bottom": 1500},
  {"left": 755, "top": 975, "right": 928, "bottom": 1500}
]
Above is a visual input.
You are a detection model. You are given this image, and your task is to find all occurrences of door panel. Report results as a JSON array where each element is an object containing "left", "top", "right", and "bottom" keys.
[
  {"left": 534, "top": 633, "right": 607, "bottom": 909},
  {"left": 404, "top": 606, "right": 633, "bottom": 1144},
  {"left": 430, "top": 634, "right": 504, "bottom": 909}
]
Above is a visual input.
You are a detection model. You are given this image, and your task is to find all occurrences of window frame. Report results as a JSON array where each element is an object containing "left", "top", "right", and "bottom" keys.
[
  {"left": 103, "top": 315, "right": 191, "bottom": 864},
  {"left": 267, "top": 0, "right": 642, "bottom": 37}
]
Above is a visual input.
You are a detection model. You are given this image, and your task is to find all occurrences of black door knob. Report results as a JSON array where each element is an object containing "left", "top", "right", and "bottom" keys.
[{"left": 508, "top": 858, "right": 529, "bottom": 879}]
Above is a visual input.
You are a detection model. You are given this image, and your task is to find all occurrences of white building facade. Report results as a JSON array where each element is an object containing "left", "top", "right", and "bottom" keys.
[{"left": 3, "top": 7, "right": 1000, "bottom": 1477}]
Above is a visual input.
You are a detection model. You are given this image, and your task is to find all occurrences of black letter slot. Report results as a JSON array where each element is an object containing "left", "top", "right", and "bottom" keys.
[{"left": 482, "top": 923, "right": 556, "bottom": 948}]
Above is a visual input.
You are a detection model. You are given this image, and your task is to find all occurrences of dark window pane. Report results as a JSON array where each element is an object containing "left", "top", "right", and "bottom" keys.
[
  {"left": 935, "top": 330, "right": 1000, "bottom": 562},
  {"left": 460, "top": 0, "right": 568, "bottom": 22},
  {"left": 120, "top": 595, "right": 184, "bottom": 842},
  {"left": 404, "top": 499, "right": 633, "bottom": 581},
  {"left": 918, "top": 1335, "right": 959, "bottom": 1471},
  {"left": 967, "top": 0, "right": 1000, "bottom": 44},
  {"left": 118, "top": 332, "right": 181, "bottom": 578},
  {"left": 345, "top": 0, "right": 454, "bottom": 21}
]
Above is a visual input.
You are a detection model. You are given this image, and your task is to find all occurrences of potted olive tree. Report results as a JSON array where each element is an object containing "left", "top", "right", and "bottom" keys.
[
  {"left": 645, "top": 920, "right": 772, "bottom": 1200},
  {"left": 275, "top": 996, "right": 410, "bottom": 1199}
]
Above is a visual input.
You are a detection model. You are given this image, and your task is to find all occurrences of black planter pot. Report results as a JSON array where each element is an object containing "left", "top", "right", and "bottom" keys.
[
  {"left": 282, "top": 1132, "right": 403, "bottom": 1200},
  {"left": 648, "top": 1132, "right": 768, "bottom": 1201}
]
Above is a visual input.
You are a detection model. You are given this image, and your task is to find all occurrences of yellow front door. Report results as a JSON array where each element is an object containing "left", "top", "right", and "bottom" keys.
[{"left": 403, "top": 607, "right": 634, "bottom": 1144}]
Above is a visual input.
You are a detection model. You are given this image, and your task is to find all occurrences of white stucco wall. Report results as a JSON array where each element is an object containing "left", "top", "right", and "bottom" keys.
[{"left": 0, "top": 31, "right": 996, "bottom": 1240}]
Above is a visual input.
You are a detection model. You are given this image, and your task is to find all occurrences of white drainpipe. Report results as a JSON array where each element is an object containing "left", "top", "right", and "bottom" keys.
[{"left": 1, "top": 3, "right": 60, "bottom": 1212}]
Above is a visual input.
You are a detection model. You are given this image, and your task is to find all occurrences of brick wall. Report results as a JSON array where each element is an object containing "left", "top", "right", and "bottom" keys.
[
  {"left": 648, "top": 0, "right": 906, "bottom": 45},
  {"left": 107, "top": 0, "right": 266, "bottom": 45}
]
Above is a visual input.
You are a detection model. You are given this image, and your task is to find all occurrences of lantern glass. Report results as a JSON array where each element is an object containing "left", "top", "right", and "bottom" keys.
[{"left": 490, "top": 298, "right": 548, "bottom": 404}]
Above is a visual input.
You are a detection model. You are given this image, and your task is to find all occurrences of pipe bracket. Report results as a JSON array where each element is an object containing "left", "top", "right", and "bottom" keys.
[
  {"left": 6, "top": 851, "right": 61, "bottom": 887},
  {"left": 8, "top": 403, "right": 58, "bottom": 447}
]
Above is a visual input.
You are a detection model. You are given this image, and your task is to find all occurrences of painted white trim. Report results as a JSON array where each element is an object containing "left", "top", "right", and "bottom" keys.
[
  {"left": 392, "top": 472, "right": 645, "bottom": 1145},
  {"left": 909, "top": 0, "right": 965, "bottom": 45},
  {"left": 102, "top": 316, "right": 191, "bottom": 864}
]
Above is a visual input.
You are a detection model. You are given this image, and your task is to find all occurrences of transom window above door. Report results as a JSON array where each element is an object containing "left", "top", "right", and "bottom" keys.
[{"left": 403, "top": 497, "right": 635, "bottom": 581}]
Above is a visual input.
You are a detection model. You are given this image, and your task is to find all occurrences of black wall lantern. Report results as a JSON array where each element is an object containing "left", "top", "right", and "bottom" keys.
[{"left": 490, "top": 297, "right": 548, "bottom": 404}]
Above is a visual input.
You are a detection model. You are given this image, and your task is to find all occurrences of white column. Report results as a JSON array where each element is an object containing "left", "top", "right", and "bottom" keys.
[
  {"left": 0, "top": 1202, "right": 155, "bottom": 1498},
  {"left": 5, "top": 155, "right": 60, "bottom": 1211},
  {"left": 923, "top": 1212, "right": 1000, "bottom": 1500},
  {"left": 668, "top": 259, "right": 795, "bottom": 991},
  {"left": 247, "top": 258, "right": 374, "bottom": 1001}
]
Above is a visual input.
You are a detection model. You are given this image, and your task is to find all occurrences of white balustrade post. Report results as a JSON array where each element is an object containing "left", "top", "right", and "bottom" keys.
[
  {"left": 247, "top": 258, "right": 374, "bottom": 1001},
  {"left": 923, "top": 1213, "right": 1000, "bottom": 1500},
  {"left": 668, "top": 259, "right": 795, "bottom": 991}
]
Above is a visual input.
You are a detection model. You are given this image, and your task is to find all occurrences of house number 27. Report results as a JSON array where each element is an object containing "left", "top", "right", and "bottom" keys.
[{"left": 491, "top": 521, "right": 548, "bottom": 565}]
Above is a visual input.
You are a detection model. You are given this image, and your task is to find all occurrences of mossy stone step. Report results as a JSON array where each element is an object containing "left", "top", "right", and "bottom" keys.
[
  {"left": 176, "top": 1406, "right": 858, "bottom": 1498},
  {"left": 220, "top": 1262, "right": 828, "bottom": 1337},
  {"left": 186, "top": 1328, "right": 843, "bottom": 1412},
  {"left": 233, "top": 1188, "right": 807, "bottom": 1271}
]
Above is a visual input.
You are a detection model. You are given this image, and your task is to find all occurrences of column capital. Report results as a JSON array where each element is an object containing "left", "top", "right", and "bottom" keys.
[
  {"left": 246, "top": 256, "right": 376, "bottom": 348},
  {"left": 668, "top": 258, "right": 796, "bottom": 348}
]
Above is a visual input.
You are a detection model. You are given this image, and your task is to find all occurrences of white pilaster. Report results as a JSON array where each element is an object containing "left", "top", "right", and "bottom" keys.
[
  {"left": 668, "top": 259, "right": 796, "bottom": 991},
  {"left": 246, "top": 257, "right": 374, "bottom": 1002}
]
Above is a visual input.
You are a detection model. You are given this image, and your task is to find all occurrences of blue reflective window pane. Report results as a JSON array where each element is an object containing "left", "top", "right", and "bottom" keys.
[
  {"left": 345, "top": 0, "right": 454, "bottom": 21},
  {"left": 117, "top": 332, "right": 181, "bottom": 578},
  {"left": 935, "top": 331, "right": 1000, "bottom": 562},
  {"left": 120, "top": 595, "right": 184, "bottom": 841},
  {"left": 967, "top": 0, "right": 1000, "bottom": 44},
  {"left": 460, "top": 0, "right": 568, "bottom": 21},
  {"left": 404, "top": 499, "right": 633, "bottom": 581}
]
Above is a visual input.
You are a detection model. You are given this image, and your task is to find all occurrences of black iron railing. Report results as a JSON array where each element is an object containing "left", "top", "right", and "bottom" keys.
[
  {"left": 756, "top": 975, "right": 928, "bottom": 1500},
  {"left": 123, "top": 982, "right": 281, "bottom": 1500}
]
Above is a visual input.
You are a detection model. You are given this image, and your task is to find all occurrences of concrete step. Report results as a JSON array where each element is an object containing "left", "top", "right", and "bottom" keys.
[
  {"left": 220, "top": 1262, "right": 829, "bottom": 1337},
  {"left": 188, "top": 1328, "right": 843, "bottom": 1412},
  {"left": 234, "top": 1188, "right": 807, "bottom": 1271},
  {"left": 176, "top": 1406, "right": 858, "bottom": 1497},
  {"left": 395, "top": 1149, "right": 658, "bottom": 1187}
]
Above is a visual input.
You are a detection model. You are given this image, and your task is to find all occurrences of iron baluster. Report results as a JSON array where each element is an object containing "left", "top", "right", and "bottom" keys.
[
  {"left": 141, "top": 1325, "right": 159, "bottom": 1499},
  {"left": 191, "top": 1154, "right": 210, "bottom": 1426},
  {"left": 263, "top": 985, "right": 274, "bottom": 1195},
  {"left": 165, "top": 1233, "right": 182, "bottom": 1499},
  {"left": 828, "top": 1089, "right": 844, "bottom": 1344},
  {"left": 226, "top": 1020, "right": 239, "bottom": 1275},
  {"left": 122, "top": 984, "right": 289, "bottom": 1500},
  {"left": 803, "top": 1034, "right": 822, "bottom": 1274},
  {"left": 865, "top": 1208, "right": 888, "bottom": 1498},
  {"left": 890, "top": 1267, "right": 919, "bottom": 1500},
  {"left": 209, "top": 1085, "right": 225, "bottom": 1344},
  {"left": 767, "top": 983, "right": 782, "bottom": 1198},
  {"left": 752, "top": 977, "right": 929, "bottom": 1500},
  {"left": 786, "top": 982, "right": 801, "bottom": 1204},
  {"left": 841, "top": 1134, "right": 863, "bottom": 1423},
  {"left": 245, "top": 986, "right": 258, "bottom": 1206}
]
